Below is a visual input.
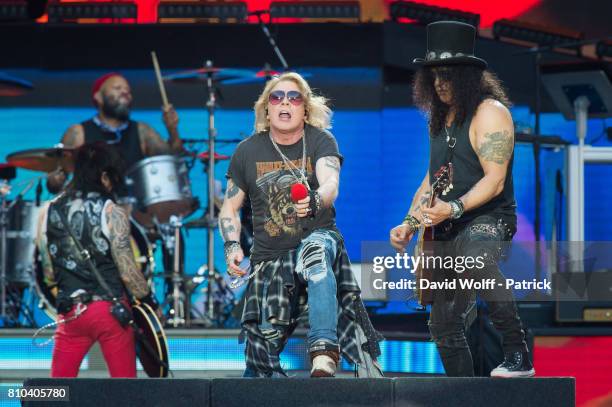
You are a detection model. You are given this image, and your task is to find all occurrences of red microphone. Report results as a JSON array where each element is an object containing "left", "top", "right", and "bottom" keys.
[{"left": 290, "top": 183, "right": 309, "bottom": 203}]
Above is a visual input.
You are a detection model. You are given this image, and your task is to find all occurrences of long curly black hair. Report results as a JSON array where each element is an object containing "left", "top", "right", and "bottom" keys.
[
  {"left": 67, "top": 141, "right": 126, "bottom": 198},
  {"left": 413, "top": 65, "right": 511, "bottom": 137}
]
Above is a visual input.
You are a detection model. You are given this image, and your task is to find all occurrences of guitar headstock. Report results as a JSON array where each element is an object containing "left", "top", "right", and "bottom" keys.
[{"left": 432, "top": 165, "right": 451, "bottom": 197}]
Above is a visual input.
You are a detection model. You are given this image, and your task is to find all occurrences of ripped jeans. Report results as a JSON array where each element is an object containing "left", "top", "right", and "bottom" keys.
[
  {"left": 428, "top": 215, "right": 528, "bottom": 377},
  {"left": 261, "top": 229, "right": 339, "bottom": 348}
]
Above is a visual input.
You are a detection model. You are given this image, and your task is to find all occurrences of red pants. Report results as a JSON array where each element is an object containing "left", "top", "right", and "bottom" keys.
[{"left": 51, "top": 300, "right": 136, "bottom": 378}]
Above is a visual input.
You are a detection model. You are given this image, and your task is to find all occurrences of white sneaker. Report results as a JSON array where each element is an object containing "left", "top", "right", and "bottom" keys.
[{"left": 310, "top": 354, "right": 337, "bottom": 377}]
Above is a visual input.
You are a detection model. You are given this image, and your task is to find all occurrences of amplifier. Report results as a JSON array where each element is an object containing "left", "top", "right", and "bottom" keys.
[{"left": 554, "top": 270, "right": 612, "bottom": 323}]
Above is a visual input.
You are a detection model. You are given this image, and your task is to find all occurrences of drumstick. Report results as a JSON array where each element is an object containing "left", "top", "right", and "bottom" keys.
[{"left": 151, "top": 51, "right": 169, "bottom": 108}]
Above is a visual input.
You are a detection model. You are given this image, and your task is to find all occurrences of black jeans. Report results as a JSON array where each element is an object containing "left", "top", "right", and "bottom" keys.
[{"left": 428, "top": 214, "right": 528, "bottom": 377}]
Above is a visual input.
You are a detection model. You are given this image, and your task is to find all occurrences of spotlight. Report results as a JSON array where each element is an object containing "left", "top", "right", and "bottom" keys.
[
  {"left": 269, "top": 1, "right": 360, "bottom": 20},
  {"left": 389, "top": 1, "right": 479, "bottom": 27},
  {"left": 47, "top": 1, "right": 137, "bottom": 22},
  {"left": 157, "top": 1, "right": 247, "bottom": 22},
  {"left": 493, "top": 19, "right": 583, "bottom": 50}
]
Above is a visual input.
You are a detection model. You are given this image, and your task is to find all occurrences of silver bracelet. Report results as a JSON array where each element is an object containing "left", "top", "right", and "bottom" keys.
[{"left": 449, "top": 200, "right": 464, "bottom": 220}]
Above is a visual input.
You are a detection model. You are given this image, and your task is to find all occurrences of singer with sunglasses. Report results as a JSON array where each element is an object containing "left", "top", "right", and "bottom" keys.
[{"left": 219, "top": 72, "right": 383, "bottom": 378}]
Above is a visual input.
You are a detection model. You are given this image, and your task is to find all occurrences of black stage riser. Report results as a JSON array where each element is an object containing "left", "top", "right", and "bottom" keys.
[{"left": 22, "top": 377, "right": 575, "bottom": 407}]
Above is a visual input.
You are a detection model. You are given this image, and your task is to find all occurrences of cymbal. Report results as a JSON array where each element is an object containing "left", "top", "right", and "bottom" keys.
[
  {"left": 163, "top": 67, "right": 257, "bottom": 84},
  {"left": 219, "top": 67, "right": 282, "bottom": 85},
  {"left": 6, "top": 147, "right": 75, "bottom": 173},
  {"left": 220, "top": 68, "right": 312, "bottom": 86},
  {"left": 197, "top": 151, "right": 231, "bottom": 162},
  {"left": 0, "top": 72, "right": 33, "bottom": 97}
]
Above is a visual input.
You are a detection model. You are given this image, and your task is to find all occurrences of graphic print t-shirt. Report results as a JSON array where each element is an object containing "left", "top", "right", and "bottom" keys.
[{"left": 227, "top": 124, "right": 343, "bottom": 264}]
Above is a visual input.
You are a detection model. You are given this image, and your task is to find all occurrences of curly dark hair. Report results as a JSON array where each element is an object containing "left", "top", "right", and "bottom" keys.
[
  {"left": 413, "top": 65, "right": 511, "bottom": 137},
  {"left": 67, "top": 141, "right": 126, "bottom": 198}
]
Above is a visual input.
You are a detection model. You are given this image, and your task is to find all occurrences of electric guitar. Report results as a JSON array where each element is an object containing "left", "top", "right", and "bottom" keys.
[
  {"left": 414, "top": 165, "right": 451, "bottom": 306},
  {"left": 132, "top": 301, "right": 170, "bottom": 378}
]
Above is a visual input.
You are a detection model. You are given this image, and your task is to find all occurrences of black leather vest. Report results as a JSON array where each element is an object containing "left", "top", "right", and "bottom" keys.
[{"left": 46, "top": 193, "right": 125, "bottom": 304}]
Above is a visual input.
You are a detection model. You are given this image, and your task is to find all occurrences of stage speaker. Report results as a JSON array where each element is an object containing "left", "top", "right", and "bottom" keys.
[
  {"left": 21, "top": 378, "right": 210, "bottom": 407},
  {"left": 554, "top": 270, "right": 612, "bottom": 322},
  {"left": 211, "top": 378, "right": 393, "bottom": 407},
  {"left": 394, "top": 377, "right": 575, "bottom": 407}
]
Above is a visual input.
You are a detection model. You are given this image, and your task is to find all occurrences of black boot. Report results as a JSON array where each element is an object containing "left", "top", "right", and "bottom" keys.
[{"left": 490, "top": 351, "right": 535, "bottom": 378}]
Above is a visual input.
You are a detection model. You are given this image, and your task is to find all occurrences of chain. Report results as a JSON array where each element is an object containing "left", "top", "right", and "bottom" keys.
[
  {"left": 269, "top": 130, "right": 310, "bottom": 189},
  {"left": 32, "top": 302, "right": 88, "bottom": 347}
]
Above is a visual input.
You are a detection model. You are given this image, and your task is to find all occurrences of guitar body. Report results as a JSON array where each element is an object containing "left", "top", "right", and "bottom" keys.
[
  {"left": 132, "top": 302, "right": 170, "bottom": 378},
  {"left": 412, "top": 165, "right": 450, "bottom": 307}
]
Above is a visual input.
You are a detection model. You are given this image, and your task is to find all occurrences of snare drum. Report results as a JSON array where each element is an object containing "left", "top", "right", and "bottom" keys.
[
  {"left": 6, "top": 200, "right": 40, "bottom": 286},
  {"left": 126, "top": 155, "right": 198, "bottom": 227}
]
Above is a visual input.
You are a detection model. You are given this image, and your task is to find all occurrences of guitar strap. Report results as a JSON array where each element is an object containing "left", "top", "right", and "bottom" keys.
[{"left": 443, "top": 123, "right": 456, "bottom": 194}]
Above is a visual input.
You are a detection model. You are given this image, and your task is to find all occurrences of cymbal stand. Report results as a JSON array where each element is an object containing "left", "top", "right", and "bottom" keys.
[
  {"left": 204, "top": 60, "right": 219, "bottom": 323},
  {"left": 0, "top": 180, "right": 10, "bottom": 321},
  {"left": 160, "top": 215, "right": 186, "bottom": 327}
]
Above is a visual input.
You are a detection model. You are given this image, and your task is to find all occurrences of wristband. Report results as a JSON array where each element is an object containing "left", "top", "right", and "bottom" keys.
[
  {"left": 449, "top": 199, "right": 465, "bottom": 220},
  {"left": 309, "top": 190, "right": 322, "bottom": 217},
  {"left": 402, "top": 214, "right": 421, "bottom": 233},
  {"left": 224, "top": 240, "right": 241, "bottom": 264}
]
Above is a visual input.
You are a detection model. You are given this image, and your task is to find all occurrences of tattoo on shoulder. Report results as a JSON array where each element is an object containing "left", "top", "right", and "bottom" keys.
[
  {"left": 63, "top": 125, "right": 82, "bottom": 147},
  {"left": 226, "top": 180, "right": 240, "bottom": 199},
  {"left": 108, "top": 203, "right": 148, "bottom": 298},
  {"left": 108, "top": 204, "right": 130, "bottom": 247},
  {"left": 324, "top": 157, "right": 340, "bottom": 171},
  {"left": 477, "top": 130, "right": 513, "bottom": 164}
]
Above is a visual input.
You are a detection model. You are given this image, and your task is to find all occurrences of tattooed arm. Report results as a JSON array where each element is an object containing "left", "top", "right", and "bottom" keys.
[
  {"left": 106, "top": 202, "right": 149, "bottom": 298},
  {"left": 35, "top": 203, "right": 57, "bottom": 296},
  {"left": 459, "top": 99, "right": 514, "bottom": 212},
  {"left": 315, "top": 156, "right": 341, "bottom": 208},
  {"left": 406, "top": 171, "right": 431, "bottom": 221},
  {"left": 138, "top": 122, "right": 184, "bottom": 156},
  {"left": 219, "top": 179, "right": 246, "bottom": 274},
  {"left": 47, "top": 124, "right": 85, "bottom": 193},
  {"left": 219, "top": 179, "right": 246, "bottom": 243}
]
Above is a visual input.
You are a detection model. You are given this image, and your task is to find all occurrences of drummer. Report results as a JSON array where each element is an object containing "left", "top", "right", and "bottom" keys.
[{"left": 46, "top": 72, "right": 184, "bottom": 194}]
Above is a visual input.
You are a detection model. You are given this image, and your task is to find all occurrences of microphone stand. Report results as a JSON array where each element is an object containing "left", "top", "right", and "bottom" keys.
[{"left": 250, "top": 10, "right": 289, "bottom": 70}]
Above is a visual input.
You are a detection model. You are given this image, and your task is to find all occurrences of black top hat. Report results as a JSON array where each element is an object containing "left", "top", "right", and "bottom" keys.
[{"left": 413, "top": 21, "right": 487, "bottom": 68}]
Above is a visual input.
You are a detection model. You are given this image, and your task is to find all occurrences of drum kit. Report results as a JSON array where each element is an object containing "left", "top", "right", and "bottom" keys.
[{"left": 0, "top": 61, "right": 270, "bottom": 329}]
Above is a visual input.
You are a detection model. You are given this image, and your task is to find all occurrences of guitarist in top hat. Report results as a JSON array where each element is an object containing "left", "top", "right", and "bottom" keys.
[{"left": 389, "top": 21, "right": 534, "bottom": 378}]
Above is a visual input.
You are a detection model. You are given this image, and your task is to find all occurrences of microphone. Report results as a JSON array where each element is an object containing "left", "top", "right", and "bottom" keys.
[{"left": 290, "top": 183, "right": 308, "bottom": 203}]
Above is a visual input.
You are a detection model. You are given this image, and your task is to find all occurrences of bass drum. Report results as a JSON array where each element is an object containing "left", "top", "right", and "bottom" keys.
[
  {"left": 33, "top": 219, "right": 154, "bottom": 319},
  {"left": 7, "top": 200, "right": 41, "bottom": 286}
]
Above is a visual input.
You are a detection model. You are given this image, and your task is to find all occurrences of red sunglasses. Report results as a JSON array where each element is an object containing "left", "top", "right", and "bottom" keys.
[{"left": 268, "top": 90, "right": 304, "bottom": 106}]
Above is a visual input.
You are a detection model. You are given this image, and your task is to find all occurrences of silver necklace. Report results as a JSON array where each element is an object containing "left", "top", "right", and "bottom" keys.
[{"left": 269, "top": 130, "right": 310, "bottom": 188}]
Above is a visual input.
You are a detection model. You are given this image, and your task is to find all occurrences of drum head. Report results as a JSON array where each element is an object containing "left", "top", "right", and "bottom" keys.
[{"left": 126, "top": 155, "right": 198, "bottom": 227}]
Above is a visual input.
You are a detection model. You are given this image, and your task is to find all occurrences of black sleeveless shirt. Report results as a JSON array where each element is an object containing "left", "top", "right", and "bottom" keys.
[
  {"left": 81, "top": 118, "right": 144, "bottom": 165},
  {"left": 46, "top": 193, "right": 125, "bottom": 305},
  {"left": 429, "top": 115, "right": 516, "bottom": 226}
]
